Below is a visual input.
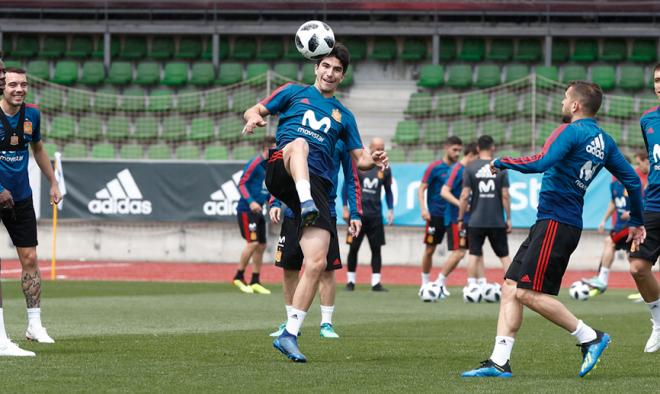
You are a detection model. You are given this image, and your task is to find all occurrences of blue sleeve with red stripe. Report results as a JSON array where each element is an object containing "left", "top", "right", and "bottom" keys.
[
  {"left": 260, "top": 83, "right": 299, "bottom": 115},
  {"left": 604, "top": 137, "right": 644, "bottom": 227},
  {"left": 495, "top": 124, "right": 573, "bottom": 173},
  {"left": 341, "top": 148, "right": 362, "bottom": 219},
  {"left": 270, "top": 197, "right": 281, "bottom": 209},
  {"left": 384, "top": 168, "right": 393, "bottom": 210},
  {"left": 238, "top": 156, "right": 262, "bottom": 204}
]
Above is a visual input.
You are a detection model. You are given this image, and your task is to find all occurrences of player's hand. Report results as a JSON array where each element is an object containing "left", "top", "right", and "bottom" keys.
[
  {"left": 242, "top": 114, "right": 267, "bottom": 135},
  {"left": 269, "top": 207, "right": 281, "bottom": 224},
  {"left": 421, "top": 209, "right": 430, "bottom": 222},
  {"left": 598, "top": 221, "right": 605, "bottom": 234},
  {"left": 506, "top": 219, "right": 512, "bottom": 234},
  {"left": 249, "top": 202, "right": 262, "bottom": 213},
  {"left": 0, "top": 189, "right": 14, "bottom": 209},
  {"left": 372, "top": 150, "right": 389, "bottom": 170},
  {"left": 342, "top": 206, "right": 350, "bottom": 221},
  {"left": 458, "top": 220, "right": 465, "bottom": 232},
  {"left": 50, "top": 183, "right": 62, "bottom": 205},
  {"left": 621, "top": 211, "right": 631, "bottom": 221},
  {"left": 387, "top": 209, "right": 394, "bottom": 225},
  {"left": 627, "top": 225, "right": 646, "bottom": 252},
  {"left": 489, "top": 160, "right": 498, "bottom": 175},
  {"left": 349, "top": 219, "right": 362, "bottom": 238}
]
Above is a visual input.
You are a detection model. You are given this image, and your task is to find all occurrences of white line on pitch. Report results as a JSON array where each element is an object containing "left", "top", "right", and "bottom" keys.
[{"left": 1, "top": 262, "right": 132, "bottom": 275}]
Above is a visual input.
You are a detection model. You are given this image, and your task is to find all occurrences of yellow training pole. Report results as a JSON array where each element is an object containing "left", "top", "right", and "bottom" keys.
[{"left": 51, "top": 201, "right": 58, "bottom": 280}]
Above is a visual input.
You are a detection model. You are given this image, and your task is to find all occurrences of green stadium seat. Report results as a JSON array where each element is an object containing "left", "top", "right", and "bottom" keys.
[
  {"left": 91, "top": 143, "right": 116, "bottom": 159},
  {"left": 135, "top": 62, "right": 161, "bottom": 86},
  {"left": 619, "top": 65, "right": 645, "bottom": 91},
  {"left": 371, "top": 37, "right": 398, "bottom": 61},
  {"left": 630, "top": 39, "right": 657, "bottom": 63},
  {"left": 486, "top": 39, "right": 513, "bottom": 61},
  {"left": 536, "top": 121, "right": 558, "bottom": 146},
  {"left": 219, "top": 118, "right": 243, "bottom": 143},
  {"left": 401, "top": 38, "right": 427, "bottom": 61},
  {"left": 514, "top": 39, "right": 542, "bottom": 62},
  {"left": 52, "top": 60, "right": 78, "bottom": 85},
  {"left": 410, "top": 148, "right": 435, "bottom": 162},
  {"left": 551, "top": 39, "right": 570, "bottom": 63},
  {"left": 62, "top": 142, "right": 88, "bottom": 158},
  {"left": 505, "top": 64, "right": 530, "bottom": 83},
  {"left": 417, "top": 65, "right": 444, "bottom": 88},
  {"left": 600, "top": 121, "right": 623, "bottom": 143},
  {"left": 78, "top": 115, "right": 103, "bottom": 141},
  {"left": 497, "top": 149, "right": 522, "bottom": 158},
  {"left": 243, "top": 125, "right": 266, "bottom": 143},
  {"left": 177, "top": 87, "right": 202, "bottom": 114},
  {"left": 549, "top": 94, "right": 563, "bottom": 114},
  {"left": 1, "top": 34, "right": 12, "bottom": 57},
  {"left": 232, "top": 90, "right": 257, "bottom": 113},
  {"left": 451, "top": 119, "right": 477, "bottom": 141},
  {"left": 41, "top": 36, "right": 66, "bottom": 59},
  {"left": 439, "top": 37, "right": 457, "bottom": 61},
  {"left": 424, "top": 121, "right": 449, "bottom": 145},
  {"left": 606, "top": 96, "right": 635, "bottom": 118},
  {"left": 509, "top": 121, "right": 532, "bottom": 147},
  {"left": 27, "top": 60, "right": 49, "bottom": 80},
  {"left": 190, "top": 117, "right": 215, "bottom": 142},
  {"left": 67, "top": 36, "right": 93, "bottom": 58},
  {"left": 176, "top": 37, "right": 203, "bottom": 60},
  {"left": 66, "top": 89, "right": 92, "bottom": 112},
  {"left": 458, "top": 38, "right": 485, "bottom": 62},
  {"left": 405, "top": 92, "right": 433, "bottom": 116},
  {"left": 446, "top": 64, "right": 473, "bottom": 89},
  {"left": 150, "top": 36, "right": 174, "bottom": 59},
  {"left": 204, "top": 144, "right": 229, "bottom": 160},
  {"left": 105, "top": 115, "right": 130, "bottom": 142},
  {"left": 162, "top": 115, "right": 187, "bottom": 142},
  {"left": 201, "top": 37, "right": 229, "bottom": 61},
  {"left": 123, "top": 86, "right": 147, "bottom": 112},
  {"left": 600, "top": 39, "right": 626, "bottom": 62},
  {"left": 571, "top": 39, "right": 598, "bottom": 63},
  {"left": 107, "top": 62, "right": 133, "bottom": 85},
  {"left": 162, "top": 62, "right": 188, "bottom": 87},
  {"left": 47, "top": 115, "right": 76, "bottom": 140},
  {"left": 475, "top": 64, "right": 501, "bottom": 88},
  {"left": 3, "top": 60, "right": 22, "bottom": 69},
  {"left": 147, "top": 87, "right": 173, "bottom": 112},
  {"left": 535, "top": 65, "right": 559, "bottom": 88},
  {"left": 257, "top": 37, "right": 283, "bottom": 61},
  {"left": 344, "top": 37, "right": 368, "bottom": 62},
  {"left": 43, "top": 142, "right": 58, "bottom": 157},
  {"left": 561, "top": 65, "right": 587, "bottom": 83},
  {"left": 282, "top": 39, "right": 303, "bottom": 61},
  {"left": 146, "top": 143, "right": 172, "bottom": 159},
  {"left": 92, "top": 36, "right": 120, "bottom": 59},
  {"left": 133, "top": 115, "right": 159, "bottom": 141},
  {"left": 39, "top": 88, "right": 64, "bottom": 112},
  {"left": 232, "top": 145, "right": 257, "bottom": 161},
  {"left": 591, "top": 65, "right": 616, "bottom": 91},
  {"left": 392, "top": 120, "right": 420, "bottom": 145},
  {"left": 273, "top": 62, "right": 298, "bottom": 81},
  {"left": 522, "top": 93, "right": 548, "bottom": 117},
  {"left": 80, "top": 61, "right": 105, "bottom": 86},
  {"left": 480, "top": 120, "right": 506, "bottom": 144},
  {"left": 205, "top": 90, "right": 230, "bottom": 113},
  {"left": 493, "top": 92, "right": 518, "bottom": 117},
  {"left": 464, "top": 92, "right": 490, "bottom": 117},
  {"left": 339, "top": 65, "right": 354, "bottom": 88},
  {"left": 246, "top": 62, "right": 269, "bottom": 85},
  {"left": 217, "top": 62, "right": 243, "bottom": 86},
  {"left": 387, "top": 147, "right": 406, "bottom": 162},
  {"left": 12, "top": 36, "right": 38, "bottom": 58},
  {"left": 93, "top": 87, "right": 119, "bottom": 112},
  {"left": 190, "top": 62, "right": 216, "bottom": 87},
  {"left": 433, "top": 94, "right": 461, "bottom": 117},
  {"left": 301, "top": 63, "right": 315, "bottom": 84},
  {"left": 120, "top": 36, "right": 147, "bottom": 60},
  {"left": 231, "top": 37, "right": 257, "bottom": 60},
  {"left": 119, "top": 144, "right": 144, "bottom": 160},
  {"left": 625, "top": 124, "right": 645, "bottom": 147},
  {"left": 175, "top": 144, "right": 202, "bottom": 160}
]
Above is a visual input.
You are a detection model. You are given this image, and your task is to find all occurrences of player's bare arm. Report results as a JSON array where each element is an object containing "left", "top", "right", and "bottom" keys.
[
  {"left": 269, "top": 206, "right": 281, "bottom": 224},
  {"left": 418, "top": 182, "right": 429, "bottom": 221},
  {"left": 441, "top": 184, "right": 460, "bottom": 207},
  {"left": 243, "top": 103, "right": 269, "bottom": 134},
  {"left": 457, "top": 186, "right": 470, "bottom": 231},
  {"left": 350, "top": 147, "right": 388, "bottom": 171},
  {"left": 31, "top": 140, "right": 61, "bottom": 205},
  {"left": 502, "top": 187, "right": 512, "bottom": 233},
  {"left": 599, "top": 201, "right": 616, "bottom": 233}
]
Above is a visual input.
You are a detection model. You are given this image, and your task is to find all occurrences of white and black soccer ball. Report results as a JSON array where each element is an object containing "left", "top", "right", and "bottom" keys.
[
  {"left": 463, "top": 284, "right": 483, "bottom": 303},
  {"left": 419, "top": 282, "right": 441, "bottom": 303},
  {"left": 295, "top": 20, "right": 335, "bottom": 60},
  {"left": 482, "top": 283, "right": 502, "bottom": 303},
  {"left": 569, "top": 280, "right": 591, "bottom": 301}
]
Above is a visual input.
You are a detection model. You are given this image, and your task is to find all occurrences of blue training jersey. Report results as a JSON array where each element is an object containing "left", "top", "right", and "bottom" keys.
[
  {"left": 444, "top": 162, "right": 464, "bottom": 226},
  {"left": 422, "top": 159, "right": 450, "bottom": 217},
  {"left": 610, "top": 177, "right": 630, "bottom": 232},
  {"left": 0, "top": 103, "right": 41, "bottom": 201},
  {"left": 640, "top": 105, "right": 660, "bottom": 212},
  {"left": 236, "top": 154, "right": 269, "bottom": 212},
  {"left": 261, "top": 83, "right": 363, "bottom": 184},
  {"left": 494, "top": 118, "right": 643, "bottom": 229}
]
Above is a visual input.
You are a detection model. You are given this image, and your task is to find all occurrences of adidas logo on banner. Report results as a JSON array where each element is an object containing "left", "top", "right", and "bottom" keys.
[
  {"left": 586, "top": 134, "right": 605, "bottom": 159},
  {"left": 88, "top": 169, "right": 152, "bottom": 215},
  {"left": 203, "top": 170, "right": 243, "bottom": 216}
]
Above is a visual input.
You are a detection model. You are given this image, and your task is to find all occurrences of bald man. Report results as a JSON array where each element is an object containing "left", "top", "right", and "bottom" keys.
[{"left": 342, "top": 137, "right": 394, "bottom": 291}]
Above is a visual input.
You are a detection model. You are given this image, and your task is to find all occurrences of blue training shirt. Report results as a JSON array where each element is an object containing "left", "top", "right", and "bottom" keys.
[
  {"left": 610, "top": 177, "right": 630, "bottom": 232},
  {"left": 421, "top": 159, "right": 451, "bottom": 217},
  {"left": 640, "top": 105, "right": 660, "bottom": 212},
  {"left": 494, "top": 118, "right": 643, "bottom": 229},
  {"left": 236, "top": 154, "right": 269, "bottom": 213},
  {"left": 0, "top": 103, "right": 41, "bottom": 201},
  {"left": 261, "top": 83, "right": 363, "bottom": 184},
  {"left": 444, "top": 162, "right": 465, "bottom": 226}
]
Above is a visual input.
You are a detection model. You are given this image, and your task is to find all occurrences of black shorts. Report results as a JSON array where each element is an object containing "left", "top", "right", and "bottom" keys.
[
  {"left": 630, "top": 211, "right": 660, "bottom": 264},
  {"left": 505, "top": 219, "right": 581, "bottom": 296},
  {"left": 236, "top": 211, "right": 266, "bottom": 243},
  {"left": 1, "top": 197, "right": 38, "bottom": 247},
  {"left": 610, "top": 228, "right": 631, "bottom": 251},
  {"left": 445, "top": 222, "right": 468, "bottom": 251},
  {"left": 346, "top": 215, "right": 385, "bottom": 248},
  {"left": 468, "top": 227, "right": 509, "bottom": 257},
  {"left": 265, "top": 148, "right": 334, "bottom": 235},
  {"left": 274, "top": 215, "right": 342, "bottom": 271},
  {"left": 423, "top": 216, "right": 446, "bottom": 245}
]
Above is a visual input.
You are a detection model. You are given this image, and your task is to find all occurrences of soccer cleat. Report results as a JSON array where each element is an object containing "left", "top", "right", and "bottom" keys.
[
  {"left": 439, "top": 285, "right": 451, "bottom": 298},
  {"left": 644, "top": 320, "right": 660, "bottom": 353},
  {"left": 628, "top": 293, "right": 644, "bottom": 303},
  {"left": 578, "top": 330, "right": 610, "bottom": 377},
  {"left": 319, "top": 323, "right": 339, "bottom": 338},
  {"left": 270, "top": 323, "right": 286, "bottom": 337},
  {"left": 233, "top": 279, "right": 254, "bottom": 294},
  {"left": 250, "top": 283, "right": 271, "bottom": 295},
  {"left": 25, "top": 325, "right": 55, "bottom": 344},
  {"left": 346, "top": 282, "right": 355, "bottom": 291},
  {"left": 0, "top": 339, "right": 35, "bottom": 357},
  {"left": 273, "top": 330, "right": 307, "bottom": 362},
  {"left": 582, "top": 277, "right": 607, "bottom": 294},
  {"left": 461, "top": 359, "right": 512, "bottom": 378},
  {"left": 300, "top": 199, "right": 319, "bottom": 227},
  {"left": 371, "top": 283, "right": 388, "bottom": 292}
]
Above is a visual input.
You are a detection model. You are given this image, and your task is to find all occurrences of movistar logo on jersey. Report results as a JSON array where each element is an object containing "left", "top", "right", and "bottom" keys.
[
  {"left": 0, "top": 153, "right": 25, "bottom": 162},
  {"left": 614, "top": 196, "right": 627, "bottom": 209},
  {"left": 297, "top": 110, "right": 330, "bottom": 143},
  {"left": 653, "top": 144, "right": 660, "bottom": 163},
  {"left": 579, "top": 160, "right": 597, "bottom": 181},
  {"left": 362, "top": 177, "right": 379, "bottom": 194},
  {"left": 586, "top": 134, "right": 605, "bottom": 160},
  {"left": 478, "top": 179, "right": 496, "bottom": 194},
  {"left": 203, "top": 170, "right": 242, "bottom": 216},
  {"left": 88, "top": 169, "right": 152, "bottom": 215}
]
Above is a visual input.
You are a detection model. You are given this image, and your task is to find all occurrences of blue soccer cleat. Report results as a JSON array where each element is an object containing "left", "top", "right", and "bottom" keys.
[
  {"left": 461, "top": 359, "right": 512, "bottom": 378},
  {"left": 578, "top": 330, "right": 611, "bottom": 377},
  {"left": 319, "top": 323, "right": 339, "bottom": 338},
  {"left": 300, "top": 199, "right": 319, "bottom": 227},
  {"left": 273, "top": 330, "right": 307, "bottom": 363}
]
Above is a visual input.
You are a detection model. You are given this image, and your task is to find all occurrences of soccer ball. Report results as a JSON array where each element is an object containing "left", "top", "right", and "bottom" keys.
[
  {"left": 419, "top": 282, "right": 441, "bottom": 303},
  {"left": 463, "top": 284, "right": 483, "bottom": 303},
  {"left": 482, "top": 283, "right": 502, "bottom": 303},
  {"left": 569, "top": 281, "right": 591, "bottom": 301},
  {"left": 295, "top": 20, "right": 335, "bottom": 60}
]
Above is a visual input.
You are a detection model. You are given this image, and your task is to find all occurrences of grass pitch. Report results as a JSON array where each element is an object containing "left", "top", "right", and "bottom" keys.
[{"left": 0, "top": 280, "right": 657, "bottom": 393}]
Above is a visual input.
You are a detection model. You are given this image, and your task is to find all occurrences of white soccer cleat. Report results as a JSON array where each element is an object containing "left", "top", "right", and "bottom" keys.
[
  {"left": 644, "top": 320, "right": 660, "bottom": 353},
  {"left": 0, "top": 339, "right": 35, "bottom": 357},
  {"left": 26, "top": 325, "right": 55, "bottom": 344}
]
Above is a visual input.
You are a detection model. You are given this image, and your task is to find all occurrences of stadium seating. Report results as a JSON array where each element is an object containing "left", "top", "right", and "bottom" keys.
[
  {"left": 41, "top": 36, "right": 66, "bottom": 59},
  {"left": 232, "top": 90, "right": 257, "bottom": 114},
  {"left": 205, "top": 90, "right": 230, "bottom": 113},
  {"left": 446, "top": 64, "right": 473, "bottom": 88},
  {"left": 493, "top": 92, "right": 518, "bottom": 117},
  {"left": 78, "top": 115, "right": 103, "bottom": 141},
  {"left": 146, "top": 143, "right": 172, "bottom": 159},
  {"left": 120, "top": 36, "right": 147, "bottom": 60},
  {"left": 107, "top": 62, "right": 133, "bottom": 85},
  {"left": 231, "top": 37, "right": 257, "bottom": 60},
  {"left": 190, "top": 62, "right": 216, "bottom": 86},
  {"left": 162, "top": 115, "right": 187, "bottom": 142},
  {"left": 175, "top": 144, "right": 202, "bottom": 160},
  {"left": 371, "top": 37, "right": 398, "bottom": 61},
  {"left": 177, "top": 87, "right": 202, "bottom": 114},
  {"left": 486, "top": 39, "right": 513, "bottom": 61},
  {"left": 219, "top": 118, "right": 243, "bottom": 143},
  {"left": 67, "top": 36, "right": 94, "bottom": 58},
  {"left": 176, "top": 37, "right": 203, "bottom": 60},
  {"left": 63, "top": 142, "right": 88, "bottom": 158},
  {"left": 91, "top": 143, "right": 116, "bottom": 159},
  {"left": 423, "top": 121, "right": 449, "bottom": 145},
  {"left": 514, "top": 39, "right": 542, "bottom": 62},
  {"left": 150, "top": 37, "right": 175, "bottom": 59},
  {"left": 535, "top": 65, "right": 559, "bottom": 88},
  {"left": 232, "top": 145, "right": 257, "bottom": 160},
  {"left": 463, "top": 92, "right": 490, "bottom": 117},
  {"left": 401, "top": 38, "right": 427, "bottom": 61},
  {"left": 458, "top": 38, "right": 485, "bottom": 62},
  {"left": 52, "top": 60, "right": 78, "bottom": 85},
  {"left": 410, "top": 148, "right": 435, "bottom": 162},
  {"left": 162, "top": 62, "right": 188, "bottom": 86},
  {"left": 246, "top": 62, "right": 269, "bottom": 85},
  {"left": 505, "top": 64, "right": 529, "bottom": 83},
  {"left": 481, "top": 119, "right": 506, "bottom": 144},
  {"left": 106, "top": 115, "right": 131, "bottom": 142},
  {"left": 27, "top": 60, "right": 50, "bottom": 80},
  {"left": 201, "top": 37, "right": 229, "bottom": 61},
  {"left": 273, "top": 62, "right": 298, "bottom": 81},
  {"left": 475, "top": 64, "right": 501, "bottom": 88},
  {"left": 590, "top": 65, "right": 616, "bottom": 91},
  {"left": 204, "top": 144, "right": 229, "bottom": 160},
  {"left": 66, "top": 89, "right": 92, "bottom": 112},
  {"left": 217, "top": 63, "right": 243, "bottom": 85},
  {"left": 40, "top": 87, "right": 64, "bottom": 111},
  {"left": 92, "top": 36, "right": 120, "bottom": 59},
  {"left": 600, "top": 39, "right": 626, "bottom": 62},
  {"left": 571, "top": 39, "right": 598, "bottom": 62},
  {"left": 600, "top": 121, "right": 623, "bottom": 142},
  {"left": 301, "top": 63, "right": 315, "bottom": 84},
  {"left": 439, "top": 37, "right": 457, "bottom": 61},
  {"left": 12, "top": 35, "right": 39, "bottom": 58},
  {"left": 509, "top": 121, "right": 532, "bottom": 147},
  {"left": 561, "top": 65, "right": 587, "bottom": 83},
  {"left": 344, "top": 37, "right": 367, "bottom": 62},
  {"left": 417, "top": 65, "right": 444, "bottom": 88},
  {"left": 133, "top": 115, "right": 159, "bottom": 141},
  {"left": 123, "top": 86, "right": 147, "bottom": 112},
  {"left": 405, "top": 92, "right": 432, "bottom": 116},
  {"left": 630, "top": 39, "right": 657, "bottom": 63},
  {"left": 94, "top": 87, "right": 119, "bottom": 112},
  {"left": 393, "top": 121, "right": 420, "bottom": 145},
  {"left": 618, "top": 65, "right": 645, "bottom": 91},
  {"left": 551, "top": 39, "right": 569, "bottom": 63},
  {"left": 48, "top": 115, "right": 76, "bottom": 140},
  {"left": 451, "top": 119, "right": 477, "bottom": 141},
  {"left": 257, "top": 38, "right": 284, "bottom": 61},
  {"left": 190, "top": 117, "right": 215, "bottom": 142},
  {"left": 387, "top": 147, "right": 406, "bottom": 162},
  {"left": 80, "top": 61, "right": 106, "bottom": 86},
  {"left": 433, "top": 94, "right": 461, "bottom": 116},
  {"left": 147, "top": 87, "right": 174, "bottom": 112},
  {"left": 119, "top": 144, "right": 144, "bottom": 159},
  {"left": 606, "top": 96, "right": 634, "bottom": 118},
  {"left": 135, "top": 62, "right": 161, "bottom": 86}
]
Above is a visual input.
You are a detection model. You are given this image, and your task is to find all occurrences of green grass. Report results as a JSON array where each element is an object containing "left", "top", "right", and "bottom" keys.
[{"left": 0, "top": 280, "right": 657, "bottom": 392}]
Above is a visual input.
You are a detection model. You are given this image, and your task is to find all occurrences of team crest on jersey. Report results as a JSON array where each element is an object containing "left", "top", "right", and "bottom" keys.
[
  {"left": 24, "top": 121, "right": 32, "bottom": 135},
  {"left": 377, "top": 170, "right": 384, "bottom": 179},
  {"left": 332, "top": 108, "right": 342, "bottom": 123}
]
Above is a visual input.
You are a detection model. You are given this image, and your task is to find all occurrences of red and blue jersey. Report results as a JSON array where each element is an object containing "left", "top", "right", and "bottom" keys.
[
  {"left": 444, "top": 162, "right": 464, "bottom": 225},
  {"left": 261, "top": 83, "right": 363, "bottom": 184},
  {"left": 422, "top": 159, "right": 450, "bottom": 217},
  {"left": 0, "top": 103, "right": 41, "bottom": 202},
  {"left": 236, "top": 154, "right": 269, "bottom": 212},
  {"left": 610, "top": 177, "right": 630, "bottom": 232},
  {"left": 494, "top": 118, "right": 643, "bottom": 229},
  {"left": 640, "top": 105, "right": 660, "bottom": 212}
]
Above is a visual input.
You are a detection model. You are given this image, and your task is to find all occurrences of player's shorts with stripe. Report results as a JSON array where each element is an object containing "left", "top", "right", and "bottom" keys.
[
  {"left": 468, "top": 227, "right": 509, "bottom": 257},
  {"left": 445, "top": 222, "right": 468, "bottom": 251},
  {"left": 610, "top": 227, "right": 631, "bottom": 251},
  {"left": 346, "top": 215, "right": 385, "bottom": 248},
  {"left": 505, "top": 219, "right": 581, "bottom": 296},
  {"left": 236, "top": 211, "right": 266, "bottom": 243},
  {"left": 423, "top": 215, "right": 446, "bottom": 245},
  {"left": 1, "top": 197, "right": 38, "bottom": 247},
  {"left": 630, "top": 211, "right": 660, "bottom": 265},
  {"left": 274, "top": 216, "right": 342, "bottom": 271}
]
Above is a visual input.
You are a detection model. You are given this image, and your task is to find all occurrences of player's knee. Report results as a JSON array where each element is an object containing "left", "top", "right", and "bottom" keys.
[
  {"left": 305, "top": 258, "right": 326, "bottom": 274},
  {"left": 20, "top": 249, "right": 38, "bottom": 269},
  {"left": 424, "top": 245, "right": 436, "bottom": 256},
  {"left": 291, "top": 138, "right": 309, "bottom": 154},
  {"left": 514, "top": 288, "right": 535, "bottom": 305},
  {"left": 630, "top": 258, "right": 651, "bottom": 280},
  {"left": 256, "top": 243, "right": 267, "bottom": 252}
]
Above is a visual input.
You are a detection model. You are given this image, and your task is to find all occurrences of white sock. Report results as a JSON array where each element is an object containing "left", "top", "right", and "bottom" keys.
[
  {"left": 647, "top": 298, "right": 660, "bottom": 328},
  {"left": 320, "top": 305, "right": 334, "bottom": 326},
  {"left": 295, "top": 180, "right": 312, "bottom": 202},
  {"left": 0, "top": 308, "right": 7, "bottom": 341},
  {"left": 422, "top": 273, "right": 430, "bottom": 285},
  {"left": 347, "top": 272, "right": 356, "bottom": 284},
  {"left": 27, "top": 308, "right": 42, "bottom": 328},
  {"left": 285, "top": 305, "right": 293, "bottom": 320},
  {"left": 467, "top": 277, "right": 477, "bottom": 286},
  {"left": 285, "top": 308, "right": 307, "bottom": 336},
  {"left": 490, "top": 336, "right": 514, "bottom": 366},
  {"left": 571, "top": 320, "right": 597, "bottom": 344},
  {"left": 598, "top": 267, "right": 610, "bottom": 286},
  {"left": 436, "top": 274, "right": 446, "bottom": 287},
  {"left": 371, "top": 273, "right": 381, "bottom": 287}
]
